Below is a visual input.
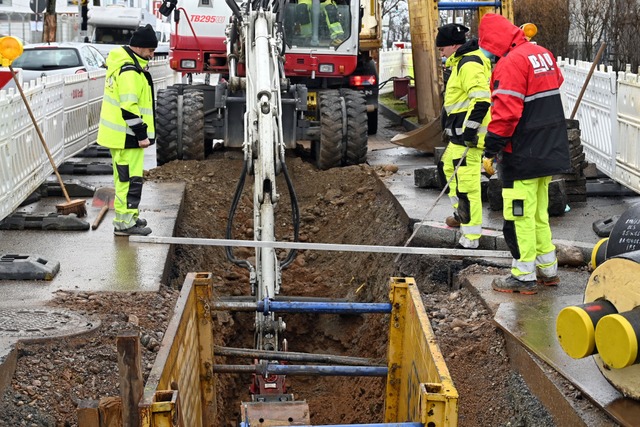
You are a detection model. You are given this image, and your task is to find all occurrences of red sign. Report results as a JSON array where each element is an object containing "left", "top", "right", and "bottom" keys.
[{"left": 0, "top": 70, "right": 14, "bottom": 90}]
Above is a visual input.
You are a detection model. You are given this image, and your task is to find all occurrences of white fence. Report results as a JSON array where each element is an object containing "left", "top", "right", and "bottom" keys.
[
  {"left": 0, "top": 59, "right": 177, "bottom": 222},
  {"left": 2, "top": 51, "right": 640, "bottom": 222}
]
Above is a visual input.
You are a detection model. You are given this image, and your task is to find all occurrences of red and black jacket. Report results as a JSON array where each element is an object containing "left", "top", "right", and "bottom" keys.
[{"left": 479, "top": 13, "right": 570, "bottom": 182}]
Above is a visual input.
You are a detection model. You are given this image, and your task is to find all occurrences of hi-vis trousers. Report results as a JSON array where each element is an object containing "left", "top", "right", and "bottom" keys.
[
  {"left": 502, "top": 176, "right": 558, "bottom": 281},
  {"left": 110, "top": 147, "right": 144, "bottom": 231},
  {"left": 442, "top": 143, "right": 483, "bottom": 243}
]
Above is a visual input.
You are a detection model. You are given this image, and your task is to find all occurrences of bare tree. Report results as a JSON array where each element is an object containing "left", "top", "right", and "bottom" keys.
[
  {"left": 607, "top": 0, "right": 640, "bottom": 70},
  {"left": 514, "top": 0, "right": 570, "bottom": 58},
  {"left": 384, "top": 0, "right": 409, "bottom": 47},
  {"left": 568, "top": 0, "right": 609, "bottom": 60}
]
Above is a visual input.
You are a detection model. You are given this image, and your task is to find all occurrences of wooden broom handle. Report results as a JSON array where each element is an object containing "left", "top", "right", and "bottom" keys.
[
  {"left": 570, "top": 42, "right": 607, "bottom": 120},
  {"left": 8, "top": 65, "right": 72, "bottom": 203}
]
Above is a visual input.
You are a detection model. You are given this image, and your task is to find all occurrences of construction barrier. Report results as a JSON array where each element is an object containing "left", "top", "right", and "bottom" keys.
[
  {"left": 0, "top": 58, "right": 178, "bottom": 222},
  {"left": 139, "top": 274, "right": 459, "bottom": 427},
  {"left": 384, "top": 277, "right": 458, "bottom": 426}
]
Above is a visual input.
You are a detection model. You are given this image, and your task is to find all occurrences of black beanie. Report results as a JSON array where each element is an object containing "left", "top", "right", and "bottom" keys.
[
  {"left": 129, "top": 24, "right": 158, "bottom": 48},
  {"left": 436, "top": 24, "right": 469, "bottom": 47}
]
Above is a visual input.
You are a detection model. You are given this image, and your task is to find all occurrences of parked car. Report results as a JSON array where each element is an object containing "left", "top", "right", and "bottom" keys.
[{"left": 1, "top": 42, "right": 106, "bottom": 91}]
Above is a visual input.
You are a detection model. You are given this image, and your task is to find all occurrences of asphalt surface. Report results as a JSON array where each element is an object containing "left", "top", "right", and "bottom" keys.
[{"left": 0, "top": 110, "right": 639, "bottom": 425}]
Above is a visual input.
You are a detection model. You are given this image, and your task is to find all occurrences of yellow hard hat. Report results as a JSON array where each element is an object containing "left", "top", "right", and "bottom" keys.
[
  {"left": 520, "top": 23, "right": 538, "bottom": 41},
  {"left": 0, "top": 36, "right": 24, "bottom": 66}
]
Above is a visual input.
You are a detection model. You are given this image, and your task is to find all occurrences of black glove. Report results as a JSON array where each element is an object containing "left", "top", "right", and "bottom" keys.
[
  {"left": 462, "top": 128, "right": 478, "bottom": 148},
  {"left": 464, "top": 136, "right": 478, "bottom": 148}
]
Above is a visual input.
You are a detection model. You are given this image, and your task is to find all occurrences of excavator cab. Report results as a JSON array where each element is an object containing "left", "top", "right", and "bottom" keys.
[{"left": 283, "top": 0, "right": 352, "bottom": 48}]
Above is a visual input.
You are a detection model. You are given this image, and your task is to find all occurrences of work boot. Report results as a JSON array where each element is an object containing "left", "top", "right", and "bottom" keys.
[
  {"left": 535, "top": 267, "right": 560, "bottom": 286},
  {"left": 135, "top": 217, "right": 147, "bottom": 227},
  {"left": 114, "top": 224, "right": 152, "bottom": 236},
  {"left": 445, "top": 213, "right": 461, "bottom": 228},
  {"left": 536, "top": 274, "right": 560, "bottom": 286},
  {"left": 491, "top": 275, "right": 537, "bottom": 295}
]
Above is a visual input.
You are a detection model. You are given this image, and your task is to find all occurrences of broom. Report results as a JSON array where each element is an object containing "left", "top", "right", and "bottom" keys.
[{"left": 8, "top": 65, "right": 86, "bottom": 217}]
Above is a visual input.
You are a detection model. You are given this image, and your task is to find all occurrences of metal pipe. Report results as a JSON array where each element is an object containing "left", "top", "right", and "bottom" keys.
[
  {"left": 211, "top": 300, "right": 392, "bottom": 314},
  {"left": 214, "top": 345, "right": 378, "bottom": 366},
  {"left": 439, "top": 1, "right": 501, "bottom": 9},
  {"left": 213, "top": 363, "right": 388, "bottom": 377},
  {"left": 272, "top": 424, "right": 423, "bottom": 427}
]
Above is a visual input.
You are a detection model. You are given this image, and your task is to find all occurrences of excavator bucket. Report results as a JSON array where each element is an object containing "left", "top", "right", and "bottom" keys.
[{"left": 389, "top": 116, "right": 445, "bottom": 153}]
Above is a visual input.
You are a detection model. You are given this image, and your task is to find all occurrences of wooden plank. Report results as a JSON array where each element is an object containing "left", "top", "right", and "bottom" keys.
[
  {"left": 77, "top": 399, "right": 100, "bottom": 427},
  {"left": 117, "top": 332, "right": 144, "bottom": 427}
]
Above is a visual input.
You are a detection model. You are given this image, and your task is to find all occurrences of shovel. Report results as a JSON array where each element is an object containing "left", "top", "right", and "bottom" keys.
[{"left": 91, "top": 187, "right": 115, "bottom": 230}]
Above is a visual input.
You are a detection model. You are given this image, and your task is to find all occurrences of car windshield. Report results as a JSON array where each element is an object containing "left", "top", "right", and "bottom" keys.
[{"left": 11, "top": 48, "right": 82, "bottom": 70}]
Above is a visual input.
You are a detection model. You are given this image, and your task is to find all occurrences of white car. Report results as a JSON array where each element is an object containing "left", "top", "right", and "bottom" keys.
[{"left": 1, "top": 42, "right": 106, "bottom": 90}]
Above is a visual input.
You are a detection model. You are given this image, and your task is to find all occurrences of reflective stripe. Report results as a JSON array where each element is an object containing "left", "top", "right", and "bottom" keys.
[
  {"left": 455, "top": 127, "right": 463, "bottom": 135},
  {"left": 458, "top": 235, "right": 480, "bottom": 248},
  {"left": 461, "top": 224, "right": 482, "bottom": 234},
  {"left": 465, "top": 120, "right": 481, "bottom": 129},
  {"left": 100, "top": 118, "right": 155, "bottom": 139},
  {"left": 125, "top": 118, "right": 143, "bottom": 127},
  {"left": 444, "top": 99, "right": 471, "bottom": 114},
  {"left": 120, "top": 93, "right": 140, "bottom": 103},
  {"left": 100, "top": 117, "right": 128, "bottom": 133},
  {"left": 493, "top": 88, "right": 525, "bottom": 99},
  {"left": 445, "top": 129, "right": 453, "bottom": 136},
  {"left": 103, "top": 94, "right": 121, "bottom": 107},
  {"left": 536, "top": 249, "right": 558, "bottom": 277},
  {"left": 469, "top": 90, "right": 491, "bottom": 99},
  {"left": 139, "top": 107, "right": 153, "bottom": 116},
  {"left": 512, "top": 259, "right": 535, "bottom": 281},
  {"left": 524, "top": 89, "right": 561, "bottom": 103}
]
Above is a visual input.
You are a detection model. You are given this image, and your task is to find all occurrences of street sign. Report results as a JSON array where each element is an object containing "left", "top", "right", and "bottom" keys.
[{"left": 30, "top": 0, "right": 47, "bottom": 14}]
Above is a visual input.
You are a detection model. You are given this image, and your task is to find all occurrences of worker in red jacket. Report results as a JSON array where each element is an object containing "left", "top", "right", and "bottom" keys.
[{"left": 478, "top": 13, "right": 571, "bottom": 295}]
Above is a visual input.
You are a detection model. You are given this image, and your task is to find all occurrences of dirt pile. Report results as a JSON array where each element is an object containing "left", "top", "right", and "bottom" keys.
[{"left": 0, "top": 150, "right": 553, "bottom": 426}]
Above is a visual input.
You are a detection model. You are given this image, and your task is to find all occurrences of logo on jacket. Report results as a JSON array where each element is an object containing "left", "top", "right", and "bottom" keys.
[{"left": 528, "top": 53, "right": 555, "bottom": 74}]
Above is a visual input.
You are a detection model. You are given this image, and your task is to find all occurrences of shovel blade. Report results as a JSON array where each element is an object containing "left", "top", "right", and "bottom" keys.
[{"left": 92, "top": 187, "right": 115, "bottom": 208}]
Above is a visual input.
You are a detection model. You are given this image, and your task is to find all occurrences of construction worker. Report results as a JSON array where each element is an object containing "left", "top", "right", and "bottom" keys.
[
  {"left": 436, "top": 23, "right": 492, "bottom": 249},
  {"left": 97, "top": 24, "right": 157, "bottom": 236},
  {"left": 295, "top": 0, "right": 345, "bottom": 46},
  {"left": 479, "top": 13, "right": 570, "bottom": 294}
]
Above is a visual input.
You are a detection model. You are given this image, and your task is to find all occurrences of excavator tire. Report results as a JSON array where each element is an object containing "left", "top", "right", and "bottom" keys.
[
  {"left": 315, "top": 90, "right": 344, "bottom": 170},
  {"left": 182, "top": 89, "right": 206, "bottom": 161},
  {"left": 340, "top": 88, "right": 368, "bottom": 165},
  {"left": 155, "top": 87, "right": 179, "bottom": 166}
]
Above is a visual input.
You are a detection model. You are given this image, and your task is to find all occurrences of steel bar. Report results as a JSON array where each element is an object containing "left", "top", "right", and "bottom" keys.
[
  {"left": 131, "top": 236, "right": 512, "bottom": 259},
  {"left": 214, "top": 345, "right": 377, "bottom": 366},
  {"left": 213, "top": 363, "right": 388, "bottom": 377}
]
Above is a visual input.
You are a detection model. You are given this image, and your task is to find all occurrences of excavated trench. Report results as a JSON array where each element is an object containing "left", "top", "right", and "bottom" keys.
[{"left": 150, "top": 150, "right": 553, "bottom": 426}]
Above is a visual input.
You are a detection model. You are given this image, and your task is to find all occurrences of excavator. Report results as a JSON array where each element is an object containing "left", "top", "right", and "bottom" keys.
[{"left": 154, "top": 0, "right": 380, "bottom": 169}]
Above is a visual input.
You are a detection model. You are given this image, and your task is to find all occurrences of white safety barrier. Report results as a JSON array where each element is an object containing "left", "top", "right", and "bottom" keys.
[
  {"left": 0, "top": 58, "right": 178, "bottom": 222},
  {"left": 614, "top": 68, "right": 640, "bottom": 192},
  {"left": 559, "top": 58, "right": 618, "bottom": 178}
]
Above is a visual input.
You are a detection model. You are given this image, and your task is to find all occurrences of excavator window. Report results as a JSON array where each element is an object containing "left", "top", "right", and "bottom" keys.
[{"left": 283, "top": 0, "right": 350, "bottom": 48}]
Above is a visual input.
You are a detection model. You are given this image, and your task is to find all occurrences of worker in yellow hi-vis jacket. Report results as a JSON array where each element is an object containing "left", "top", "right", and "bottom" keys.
[{"left": 97, "top": 24, "right": 157, "bottom": 237}]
